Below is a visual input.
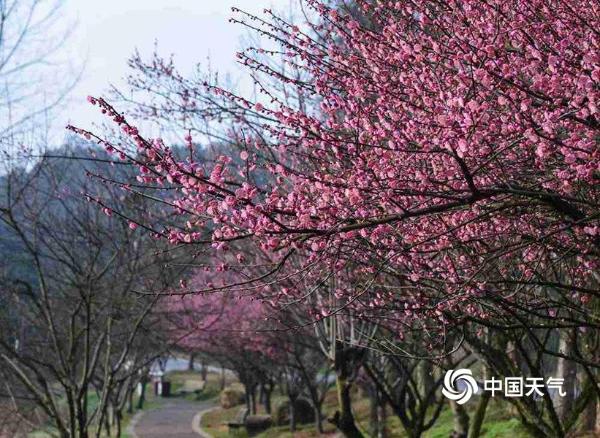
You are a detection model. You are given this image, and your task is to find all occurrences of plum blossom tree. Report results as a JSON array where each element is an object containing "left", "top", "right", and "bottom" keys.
[
  {"left": 164, "top": 267, "right": 280, "bottom": 415},
  {"left": 71, "top": 0, "right": 599, "bottom": 324},
  {"left": 69, "top": 0, "right": 599, "bottom": 435}
]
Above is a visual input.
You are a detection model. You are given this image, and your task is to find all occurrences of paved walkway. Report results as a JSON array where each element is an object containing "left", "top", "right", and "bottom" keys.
[{"left": 132, "top": 397, "right": 215, "bottom": 438}]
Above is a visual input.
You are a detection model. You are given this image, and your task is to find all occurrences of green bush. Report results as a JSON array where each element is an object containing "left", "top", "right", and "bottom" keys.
[{"left": 273, "top": 398, "right": 314, "bottom": 426}]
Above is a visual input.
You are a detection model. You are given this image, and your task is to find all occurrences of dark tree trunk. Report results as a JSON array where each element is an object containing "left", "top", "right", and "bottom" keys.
[
  {"left": 113, "top": 411, "right": 122, "bottom": 438},
  {"left": 244, "top": 382, "right": 258, "bottom": 415},
  {"left": 188, "top": 352, "right": 196, "bottom": 371},
  {"left": 369, "top": 384, "right": 386, "bottom": 438},
  {"left": 201, "top": 360, "right": 208, "bottom": 381},
  {"left": 289, "top": 396, "right": 297, "bottom": 432},
  {"left": 450, "top": 401, "right": 469, "bottom": 438},
  {"left": 279, "top": 374, "right": 286, "bottom": 396},
  {"left": 469, "top": 392, "right": 490, "bottom": 437},
  {"left": 314, "top": 403, "right": 324, "bottom": 434},
  {"left": 127, "top": 387, "right": 134, "bottom": 414},
  {"left": 580, "top": 395, "right": 597, "bottom": 434},
  {"left": 329, "top": 342, "right": 365, "bottom": 438},
  {"left": 77, "top": 399, "right": 88, "bottom": 438},
  {"left": 259, "top": 383, "right": 265, "bottom": 406},
  {"left": 375, "top": 390, "right": 387, "bottom": 438},
  {"left": 330, "top": 376, "right": 364, "bottom": 438},
  {"left": 251, "top": 384, "right": 257, "bottom": 415},
  {"left": 245, "top": 385, "right": 251, "bottom": 413},
  {"left": 137, "top": 381, "right": 147, "bottom": 410},
  {"left": 361, "top": 380, "right": 387, "bottom": 438},
  {"left": 220, "top": 364, "right": 226, "bottom": 390},
  {"left": 262, "top": 384, "right": 272, "bottom": 414},
  {"left": 469, "top": 363, "right": 491, "bottom": 438},
  {"left": 104, "top": 412, "right": 111, "bottom": 438}
]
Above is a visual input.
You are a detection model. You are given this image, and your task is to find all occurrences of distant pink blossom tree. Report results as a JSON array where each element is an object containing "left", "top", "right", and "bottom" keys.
[{"left": 164, "top": 266, "right": 282, "bottom": 414}]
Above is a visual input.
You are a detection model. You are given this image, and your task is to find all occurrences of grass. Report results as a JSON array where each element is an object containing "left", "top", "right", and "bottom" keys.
[
  {"left": 381, "top": 397, "right": 531, "bottom": 438},
  {"left": 255, "top": 423, "right": 337, "bottom": 437},
  {"left": 201, "top": 385, "right": 537, "bottom": 438},
  {"left": 201, "top": 405, "right": 244, "bottom": 438}
]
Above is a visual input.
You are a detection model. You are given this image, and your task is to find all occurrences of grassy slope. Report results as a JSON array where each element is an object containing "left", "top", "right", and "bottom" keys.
[{"left": 202, "top": 388, "right": 534, "bottom": 438}]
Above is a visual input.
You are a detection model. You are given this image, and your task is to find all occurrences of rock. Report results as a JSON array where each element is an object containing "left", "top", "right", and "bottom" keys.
[{"left": 274, "top": 398, "right": 315, "bottom": 426}]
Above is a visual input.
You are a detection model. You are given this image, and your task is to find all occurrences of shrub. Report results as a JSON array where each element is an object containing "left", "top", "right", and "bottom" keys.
[
  {"left": 274, "top": 398, "right": 314, "bottom": 426},
  {"left": 220, "top": 386, "right": 245, "bottom": 409}
]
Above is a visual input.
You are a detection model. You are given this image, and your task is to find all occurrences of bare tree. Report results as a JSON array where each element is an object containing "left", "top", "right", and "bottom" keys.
[
  {"left": 0, "top": 147, "right": 185, "bottom": 438},
  {"left": 0, "top": 0, "right": 76, "bottom": 160}
]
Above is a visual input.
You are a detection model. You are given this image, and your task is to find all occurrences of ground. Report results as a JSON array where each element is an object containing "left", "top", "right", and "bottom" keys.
[
  {"left": 132, "top": 397, "right": 215, "bottom": 438},
  {"left": 131, "top": 369, "right": 229, "bottom": 438}
]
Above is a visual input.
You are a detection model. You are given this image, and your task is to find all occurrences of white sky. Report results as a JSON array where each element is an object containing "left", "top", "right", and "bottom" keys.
[{"left": 61, "top": 0, "right": 292, "bottom": 139}]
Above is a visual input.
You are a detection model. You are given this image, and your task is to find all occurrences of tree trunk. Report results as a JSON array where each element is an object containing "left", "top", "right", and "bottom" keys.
[
  {"left": 245, "top": 386, "right": 251, "bottom": 413},
  {"left": 331, "top": 375, "right": 364, "bottom": 438},
  {"left": 188, "top": 352, "right": 196, "bottom": 371},
  {"left": 201, "top": 360, "right": 208, "bottom": 381},
  {"left": 450, "top": 401, "right": 469, "bottom": 438},
  {"left": 113, "top": 411, "right": 122, "bottom": 438},
  {"left": 329, "top": 343, "right": 364, "bottom": 438},
  {"left": 244, "top": 382, "right": 258, "bottom": 415},
  {"left": 314, "top": 403, "right": 324, "bottom": 434},
  {"left": 220, "top": 365, "right": 226, "bottom": 390},
  {"left": 596, "top": 397, "right": 600, "bottom": 434},
  {"left": 555, "top": 330, "right": 576, "bottom": 420},
  {"left": 469, "top": 392, "right": 490, "bottom": 437},
  {"left": 418, "top": 361, "right": 434, "bottom": 398},
  {"left": 77, "top": 399, "right": 88, "bottom": 438},
  {"left": 251, "top": 384, "right": 257, "bottom": 415},
  {"left": 369, "top": 385, "right": 386, "bottom": 438},
  {"left": 469, "top": 363, "right": 491, "bottom": 438},
  {"left": 103, "top": 413, "right": 111, "bottom": 438},
  {"left": 369, "top": 385, "right": 377, "bottom": 436},
  {"left": 579, "top": 394, "right": 597, "bottom": 433},
  {"left": 137, "top": 380, "right": 147, "bottom": 410},
  {"left": 127, "top": 387, "right": 134, "bottom": 414},
  {"left": 375, "top": 390, "right": 386, "bottom": 438},
  {"left": 279, "top": 374, "right": 286, "bottom": 396},
  {"left": 289, "top": 397, "right": 297, "bottom": 432},
  {"left": 262, "top": 384, "right": 272, "bottom": 414}
]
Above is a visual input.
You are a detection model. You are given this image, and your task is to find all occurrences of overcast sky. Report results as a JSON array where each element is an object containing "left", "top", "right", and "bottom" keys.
[{"left": 61, "top": 0, "right": 290, "bottom": 138}]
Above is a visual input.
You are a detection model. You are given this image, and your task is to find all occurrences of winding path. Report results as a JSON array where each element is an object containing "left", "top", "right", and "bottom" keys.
[{"left": 131, "top": 397, "right": 216, "bottom": 438}]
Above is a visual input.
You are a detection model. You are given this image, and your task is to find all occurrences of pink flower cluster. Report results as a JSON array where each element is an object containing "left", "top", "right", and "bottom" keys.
[{"left": 72, "top": 0, "right": 599, "bottom": 326}]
